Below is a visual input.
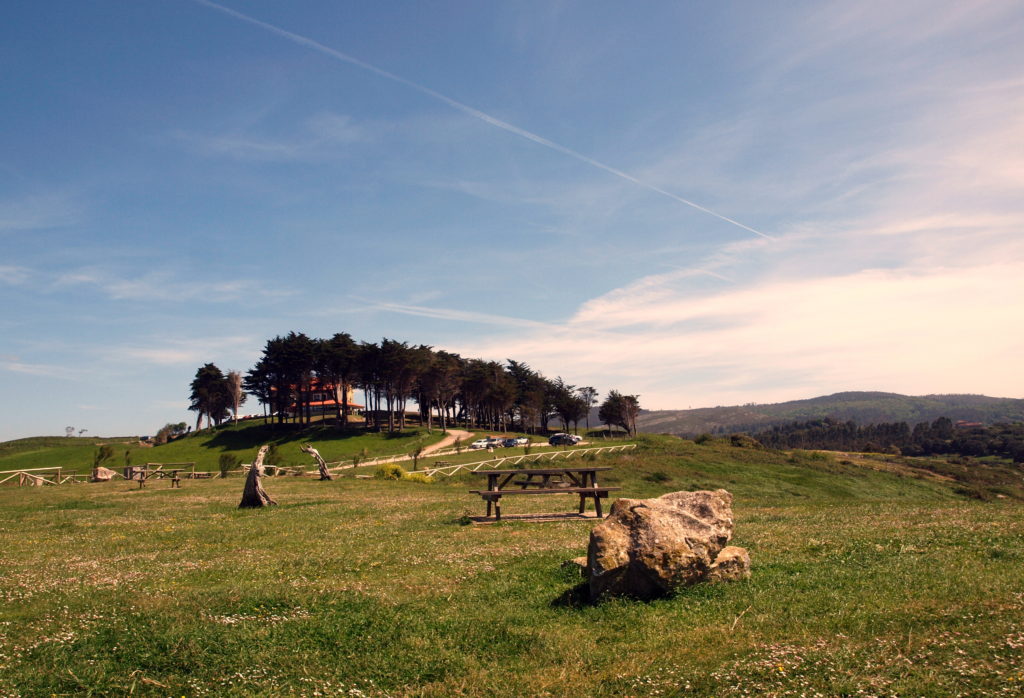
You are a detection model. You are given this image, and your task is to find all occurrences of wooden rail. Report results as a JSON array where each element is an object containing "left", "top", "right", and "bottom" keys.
[
  {"left": 0, "top": 466, "right": 83, "bottom": 487},
  {"left": 323, "top": 440, "right": 636, "bottom": 474},
  {"left": 417, "top": 443, "right": 637, "bottom": 478}
]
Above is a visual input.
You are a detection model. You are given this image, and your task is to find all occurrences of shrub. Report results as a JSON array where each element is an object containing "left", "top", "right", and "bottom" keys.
[
  {"left": 374, "top": 463, "right": 405, "bottom": 480},
  {"left": 730, "top": 434, "right": 765, "bottom": 449},
  {"left": 265, "top": 443, "right": 280, "bottom": 466},
  {"left": 218, "top": 453, "right": 242, "bottom": 478},
  {"left": 93, "top": 445, "right": 115, "bottom": 467},
  {"left": 373, "top": 463, "right": 434, "bottom": 483},
  {"left": 694, "top": 433, "right": 714, "bottom": 445}
]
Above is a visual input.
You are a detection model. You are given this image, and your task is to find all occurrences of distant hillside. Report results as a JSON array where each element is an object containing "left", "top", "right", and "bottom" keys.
[{"left": 629, "top": 392, "right": 1024, "bottom": 436}]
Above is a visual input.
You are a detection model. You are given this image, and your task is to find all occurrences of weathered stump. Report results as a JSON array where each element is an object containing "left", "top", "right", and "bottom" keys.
[
  {"left": 300, "top": 444, "right": 332, "bottom": 480},
  {"left": 239, "top": 445, "right": 277, "bottom": 508}
]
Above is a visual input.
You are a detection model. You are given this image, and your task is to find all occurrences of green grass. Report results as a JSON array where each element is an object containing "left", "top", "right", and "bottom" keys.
[
  {"left": 1, "top": 436, "right": 1022, "bottom": 696},
  {"left": 0, "top": 421, "right": 453, "bottom": 476}
]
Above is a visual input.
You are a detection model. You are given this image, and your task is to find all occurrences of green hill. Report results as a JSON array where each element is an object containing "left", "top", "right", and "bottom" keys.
[
  {"left": 0, "top": 421, "right": 452, "bottom": 475},
  {"left": 636, "top": 391, "right": 1024, "bottom": 436}
]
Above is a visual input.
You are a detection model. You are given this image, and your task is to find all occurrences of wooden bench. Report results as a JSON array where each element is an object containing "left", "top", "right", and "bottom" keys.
[{"left": 470, "top": 467, "right": 619, "bottom": 521}]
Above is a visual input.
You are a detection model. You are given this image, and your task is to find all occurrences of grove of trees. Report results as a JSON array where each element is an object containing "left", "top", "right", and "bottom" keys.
[
  {"left": 186, "top": 331, "right": 642, "bottom": 435},
  {"left": 752, "top": 416, "right": 1024, "bottom": 462}
]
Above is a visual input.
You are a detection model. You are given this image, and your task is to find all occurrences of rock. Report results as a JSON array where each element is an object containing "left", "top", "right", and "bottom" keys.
[
  {"left": 561, "top": 556, "right": 588, "bottom": 575},
  {"left": 707, "top": 546, "right": 751, "bottom": 583},
  {"left": 586, "top": 489, "right": 748, "bottom": 599}
]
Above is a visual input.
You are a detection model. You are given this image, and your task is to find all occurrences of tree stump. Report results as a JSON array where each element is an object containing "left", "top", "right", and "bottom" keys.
[
  {"left": 239, "top": 445, "right": 277, "bottom": 508},
  {"left": 300, "top": 444, "right": 332, "bottom": 480}
]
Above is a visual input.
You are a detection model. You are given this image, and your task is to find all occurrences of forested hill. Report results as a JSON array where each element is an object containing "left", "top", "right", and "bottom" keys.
[{"left": 633, "top": 392, "right": 1024, "bottom": 436}]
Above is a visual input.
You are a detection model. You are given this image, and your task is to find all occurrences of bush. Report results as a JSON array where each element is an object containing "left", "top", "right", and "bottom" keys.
[
  {"left": 730, "top": 434, "right": 765, "bottom": 449},
  {"left": 218, "top": 453, "right": 242, "bottom": 478},
  {"left": 374, "top": 463, "right": 406, "bottom": 480},
  {"left": 265, "top": 443, "right": 280, "bottom": 466},
  {"left": 93, "top": 445, "right": 115, "bottom": 467},
  {"left": 694, "top": 433, "right": 714, "bottom": 445},
  {"left": 373, "top": 463, "right": 433, "bottom": 483}
]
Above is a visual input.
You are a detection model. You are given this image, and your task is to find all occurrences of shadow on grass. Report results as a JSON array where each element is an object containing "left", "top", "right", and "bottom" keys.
[
  {"left": 201, "top": 424, "right": 373, "bottom": 451},
  {"left": 550, "top": 583, "right": 594, "bottom": 609}
]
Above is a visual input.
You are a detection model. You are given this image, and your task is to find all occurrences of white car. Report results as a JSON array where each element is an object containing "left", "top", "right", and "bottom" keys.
[{"left": 469, "top": 439, "right": 493, "bottom": 449}]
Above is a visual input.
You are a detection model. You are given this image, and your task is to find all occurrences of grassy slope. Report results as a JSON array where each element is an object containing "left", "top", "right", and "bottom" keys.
[
  {"left": 0, "top": 436, "right": 1022, "bottom": 696},
  {"left": 0, "top": 422, "right": 457, "bottom": 475},
  {"left": 638, "top": 391, "right": 1024, "bottom": 435}
]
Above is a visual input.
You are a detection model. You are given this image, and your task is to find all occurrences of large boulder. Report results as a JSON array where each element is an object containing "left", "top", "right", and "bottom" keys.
[{"left": 587, "top": 489, "right": 749, "bottom": 599}]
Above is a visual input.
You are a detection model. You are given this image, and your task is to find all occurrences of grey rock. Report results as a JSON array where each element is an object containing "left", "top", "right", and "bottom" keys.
[{"left": 586, "top": 489, "right": 748, "bottom": 599}]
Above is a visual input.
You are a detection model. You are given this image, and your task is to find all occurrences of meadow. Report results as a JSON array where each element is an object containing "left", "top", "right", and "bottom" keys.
[
  {"left": 0, "top": 422, "right": 454, "bottom": 476},
  {"left": 0, "top": 435, "right": 1022, "bottom": 696}
]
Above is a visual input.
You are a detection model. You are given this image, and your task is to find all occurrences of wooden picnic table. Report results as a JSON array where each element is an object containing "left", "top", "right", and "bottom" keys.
[{"left": 470, "top": 466, "right": 619, "bottom": 521}]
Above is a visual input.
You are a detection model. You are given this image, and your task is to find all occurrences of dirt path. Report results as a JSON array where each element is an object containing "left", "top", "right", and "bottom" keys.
[{"left": 422, "top": 429, "right": 473, "bottom": 456}]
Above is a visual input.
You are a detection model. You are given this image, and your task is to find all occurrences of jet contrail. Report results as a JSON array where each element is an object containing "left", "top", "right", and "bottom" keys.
[{"left": 192, "top": 0, "right": 774, "bottom": 241}]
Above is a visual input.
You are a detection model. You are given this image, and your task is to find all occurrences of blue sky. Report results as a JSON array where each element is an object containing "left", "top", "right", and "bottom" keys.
[{"left": 2, "top": 1, "right": 1023, "bottom": 440}]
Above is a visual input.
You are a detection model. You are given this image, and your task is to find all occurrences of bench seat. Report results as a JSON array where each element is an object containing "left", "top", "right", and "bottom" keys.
[{"left": 469, "top": 487, "right": 620, "bottom": 497}]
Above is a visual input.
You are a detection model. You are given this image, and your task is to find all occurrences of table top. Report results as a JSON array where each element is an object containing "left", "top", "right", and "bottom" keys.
[{"left": 475, "top": 467, "right": 612, "bottom": 476}]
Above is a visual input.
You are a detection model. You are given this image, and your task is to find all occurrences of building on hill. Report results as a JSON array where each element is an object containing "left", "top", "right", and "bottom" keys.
[{"left": 276, "top": 380, "right": 363, "bottom": 419}]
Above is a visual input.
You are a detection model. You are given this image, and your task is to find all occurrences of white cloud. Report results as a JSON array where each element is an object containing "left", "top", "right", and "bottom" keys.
[
  {"left": 51, "top": 268, "right": 293, "bottom": 304},
  {"left": 107, "top": 335, "right": 259, "bottom": 367},
  {"left": 0, "top": 192, "right": 81, "bottom": 232},
  {"left": 0, "top": 265, "right": 30, "bottom": 285},
  {"left": 1, "top": 360, "right": 78, "bottom": 379},
  {"left": 177, "top": 111, "right": 367, "bottom": 162},
  {"left": 453, "top": 261, "right": 1024, "bottom": 409}
]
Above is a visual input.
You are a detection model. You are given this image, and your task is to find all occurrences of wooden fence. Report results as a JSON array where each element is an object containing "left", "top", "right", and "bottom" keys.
[
  {"left": 416, "top": 443, "right": 637, "bottom": 478},
  {"left": 0, "top": 467, "right": 83, "bottom": 486}
]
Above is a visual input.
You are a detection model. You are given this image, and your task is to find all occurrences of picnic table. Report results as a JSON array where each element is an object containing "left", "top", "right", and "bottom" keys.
[{"left": 469, "top": 466, "right": 620, "bottom": 521}]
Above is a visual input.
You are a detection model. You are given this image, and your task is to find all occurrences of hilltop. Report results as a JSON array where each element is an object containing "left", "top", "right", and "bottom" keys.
[
  {"left": 634, "top": 391, "right": 1024, "bottom": 436},
  {"left": 0, "top": 421, "right": 453, "bottom": 476}
]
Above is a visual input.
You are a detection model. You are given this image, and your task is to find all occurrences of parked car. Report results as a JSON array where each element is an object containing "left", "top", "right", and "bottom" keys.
[
  {"left": 548, "top": 433, "right": 582, "bottom": 446},
  {"left": 501, "top": 438, "right": 518, "bottom": 448},
  {"left": 513, "top": 437, "right": 530, "bottom": 446},
  {"left": 470, "top": 437, "right": 505, "bottom": 449}
]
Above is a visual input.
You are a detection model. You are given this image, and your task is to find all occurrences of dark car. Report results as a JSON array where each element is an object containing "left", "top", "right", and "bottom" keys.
[
  {"left": 501, "top": 438, "right": 518, "bottom": 448},
  {"left": 548, "top": 433, "right": 580, "bottom": 446}
]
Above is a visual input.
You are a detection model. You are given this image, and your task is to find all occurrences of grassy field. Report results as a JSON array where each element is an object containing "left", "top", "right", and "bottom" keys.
[
  {"left": 1, "top": 435, "right": 1022, "bottom": 696},
  {"left": 0, "top": 422, "right": 463, "bottom": 476}
]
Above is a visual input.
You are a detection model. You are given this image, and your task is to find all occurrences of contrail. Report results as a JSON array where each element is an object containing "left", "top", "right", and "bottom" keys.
[{"left": 191, "top": 0, "right": 774, "bottom": 241}]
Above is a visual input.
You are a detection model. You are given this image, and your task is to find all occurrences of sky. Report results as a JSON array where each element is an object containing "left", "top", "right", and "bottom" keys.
[{"left": 2, "top": 1, "right": 1023, "bottom": 441}]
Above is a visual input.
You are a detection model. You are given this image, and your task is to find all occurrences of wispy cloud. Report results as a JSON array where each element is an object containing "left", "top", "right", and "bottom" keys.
[
  {"left": 191, "top": 0, "right": 771, "bottom": 240},
  {"left": 177, "top": 111, "right": 367, "bottom": 162},
  {"left": 451, "top": 260, "right": 1024, "bottom": 408},
  {"left": 1, "top": 359, "right": 81, "bottom": 379},
  {"left": 106, "top": 334, "right": 259, "bottom": 367},
  {"left": 51, "top": 268, "right": 294, "bottom": 303},
  {"left": 0, "top": 192, "right": 81, "bottom": 232},
  {"left": 357, "top": 298, "right": 554, "bottom": 330},
  {"left": 0, "top": 265, "right": 30, "bottom": 285}
]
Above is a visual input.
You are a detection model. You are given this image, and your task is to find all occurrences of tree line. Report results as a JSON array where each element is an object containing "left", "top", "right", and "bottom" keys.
[
  {"left": 751, "top": 417, "right": 1024, "bottom": 462},
  {"left": 187, "top": 331, "right": 641, "bottom": 435}
]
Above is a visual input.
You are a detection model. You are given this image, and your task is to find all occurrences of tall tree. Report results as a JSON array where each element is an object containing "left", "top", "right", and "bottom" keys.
[
  {"left": 316, "top": 332, "right": 358, "bottom": 425},
  {"left": 189, "top": 363, "right": 232, "bottom": 430},
  {"left": 226, "top": 370, "right": 246, "bottom": 424},
  {"left": 577, "top": 386, "right": 599, "bottom": 432},
  {"left": 599, "top": 390, "right": 641, "bottom": 436}
]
